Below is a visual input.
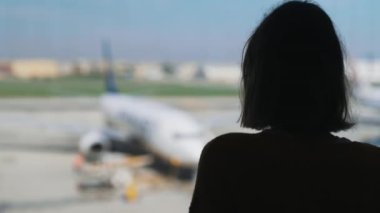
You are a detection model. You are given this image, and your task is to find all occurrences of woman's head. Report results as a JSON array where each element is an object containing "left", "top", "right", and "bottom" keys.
[{"left": 240, "top": 1, "right": 353, "bottom": 133}]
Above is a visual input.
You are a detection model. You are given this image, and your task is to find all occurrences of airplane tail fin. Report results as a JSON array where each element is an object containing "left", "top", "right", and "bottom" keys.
[{"left": 102, "top": 40, "right": 119, "bottom": 93}]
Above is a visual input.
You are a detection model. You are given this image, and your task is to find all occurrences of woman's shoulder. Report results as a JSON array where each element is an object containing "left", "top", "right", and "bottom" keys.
[
  {"left": 337, "top": 136, "right": 380, "bottom": 161},
  {"left": 198, "top": 133, "right": 257, "bottom": 169},
  {"left": 207, "top": 132, "right": 255, "bottom": 144},
  {"left": 202, "top": 132, "right": 260, "bottom": 155},
  {"left": 211, "top": 132, "right": 255, "bottom": 142},
  {"left": 331, "top": 134, "right": 380, "bottom": 150},
  {"left": 202, "top": 131, "right": 380, "bottom": 158}
]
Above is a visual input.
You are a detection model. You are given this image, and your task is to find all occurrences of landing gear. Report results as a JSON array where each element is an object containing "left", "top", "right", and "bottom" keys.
[
  {"left": 149, "top": 156, "right": 196, "bottom": 181},
  {"left": 176, "top": 167, "right": 196, "bottom": 181}
]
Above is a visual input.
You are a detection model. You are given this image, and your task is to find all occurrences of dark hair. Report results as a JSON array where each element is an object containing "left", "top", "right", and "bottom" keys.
[{"left": 240, "top": 1, "right": 353, "bottom": 133}]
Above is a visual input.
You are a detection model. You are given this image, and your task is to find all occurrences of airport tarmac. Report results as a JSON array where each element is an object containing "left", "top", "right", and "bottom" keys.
[
  {"left": 0, "top": 97, "right": 379, "bottom": 213},
  {"left": 0, "top": 97, "right": 243, "bottom": 213}
]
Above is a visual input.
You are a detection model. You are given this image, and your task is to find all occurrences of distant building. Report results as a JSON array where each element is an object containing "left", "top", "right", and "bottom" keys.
[
  {"left": 10, "top": 59, "right": 60, "bottom": 79},
  {"left": 58, "top": 61, "right": 75, "bottom": 76},
  {"left": 202, "top": 64, "right": 241, "bottom": 84},
  {"left": 134, "top": 63, "right": 164, "bottom": 81},
  {"left": 175, "top": 63, "right": 198, "bottom": 81},
  {"left": 194, "top": 65, "right": 207, "bottom": 81},
  {"left": 72, "top": 60, "right": 94, "bottom": 75},
  {"left": 0, "top": 61, "right": 12, "bottom": 79}
]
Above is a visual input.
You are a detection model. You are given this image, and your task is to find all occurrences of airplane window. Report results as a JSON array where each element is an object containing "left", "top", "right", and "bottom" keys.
[{"left": 173, "top": 132, "right": 202, "bottom": 139}]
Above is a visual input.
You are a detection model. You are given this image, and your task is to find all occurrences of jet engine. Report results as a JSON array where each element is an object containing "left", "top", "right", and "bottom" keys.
[{"left": 79, "top": 130, "right": 110, "bottom": 162}]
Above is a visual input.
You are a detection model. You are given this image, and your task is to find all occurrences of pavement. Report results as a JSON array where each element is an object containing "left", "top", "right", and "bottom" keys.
[
  {"left": 0, "top": 97, "right": 379, "bottom": 213},
  {"left": 0, "top": 97, "right": 241, "bottom": 213}
]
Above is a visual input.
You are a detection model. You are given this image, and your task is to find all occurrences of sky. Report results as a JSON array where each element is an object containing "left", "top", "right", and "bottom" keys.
[{"left": 0, "top": 0, "right": 379, "bottom": 62}]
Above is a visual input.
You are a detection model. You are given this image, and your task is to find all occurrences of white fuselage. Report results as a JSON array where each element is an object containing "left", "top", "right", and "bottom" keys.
[
  {"left": 101, "top": 94, "right": 212, "bottom": 167},
  {"left": 355, "top": 85, "right": 380, "bottom": 108}
]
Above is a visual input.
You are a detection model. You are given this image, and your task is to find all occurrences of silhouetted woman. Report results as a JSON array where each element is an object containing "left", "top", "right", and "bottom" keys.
[{"left": 190, "top": 1, "right": 380, "bottom": 212}]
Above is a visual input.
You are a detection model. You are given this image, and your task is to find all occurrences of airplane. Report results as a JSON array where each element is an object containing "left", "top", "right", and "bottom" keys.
[
  {"left": 343, "top": 60, "right": 380, "bottom": 148},
  {"left": 349, "top": 59, "right": 380, "bottom": 110},
  {"left": 77, "top": 41, "right": 213, "bottom": 182},
  {"left": 354, "top": 83, "right": 380, "bottom": 110}
]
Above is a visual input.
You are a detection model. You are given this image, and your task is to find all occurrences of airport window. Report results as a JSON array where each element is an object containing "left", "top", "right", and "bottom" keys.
[{"left": 0, "top": 1, "right": 379, "bottom": 213}]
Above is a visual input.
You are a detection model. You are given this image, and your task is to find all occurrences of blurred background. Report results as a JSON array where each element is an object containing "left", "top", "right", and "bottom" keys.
[{"left": 0, "top": 0, "right": 379, "bottom": 212}]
